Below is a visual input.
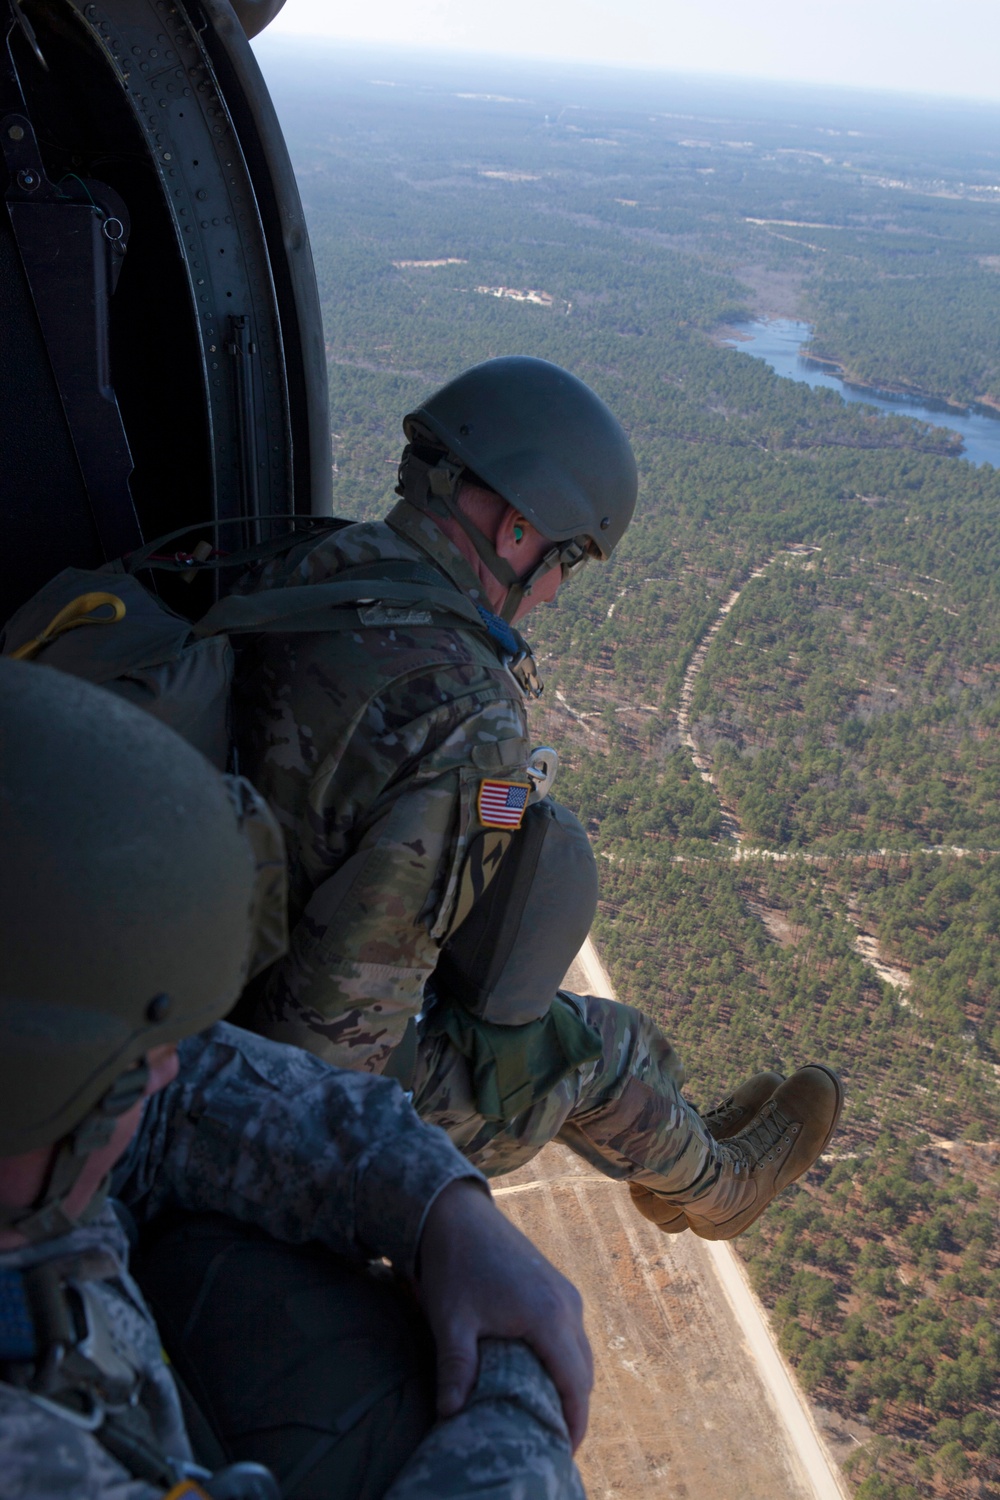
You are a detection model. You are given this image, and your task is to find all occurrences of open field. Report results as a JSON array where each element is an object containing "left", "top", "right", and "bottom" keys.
[
  {"left": 497, "top": 1140, "right": 819, "bottom": 1499},
  {"left": 492, "top": 942, "right": 847, "bottom": 1499}
]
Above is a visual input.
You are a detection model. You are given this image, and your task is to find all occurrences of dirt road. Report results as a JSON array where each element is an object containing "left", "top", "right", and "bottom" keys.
[
  {"left": 703, "top": 1238, "right": 848, "bottom": 1500},
  {"left": 492, "top": 937, "right": 849, "bottom": 1499}
]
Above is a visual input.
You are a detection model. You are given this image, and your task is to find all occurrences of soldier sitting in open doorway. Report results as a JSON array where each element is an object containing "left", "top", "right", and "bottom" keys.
[{"left": 232, "top": 354, "right": 844, "bottom": 1243}]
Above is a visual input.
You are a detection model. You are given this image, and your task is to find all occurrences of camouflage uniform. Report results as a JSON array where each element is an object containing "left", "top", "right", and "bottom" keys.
[
  {"left": 235, "top": 501, "right": 532, "bottom": 1073},
  {"left": 237, "top": 504, "right": 715, "bottom": 1199},
  {"left": 0, "top": 1024, "right": 582, "bottom": 1499}
]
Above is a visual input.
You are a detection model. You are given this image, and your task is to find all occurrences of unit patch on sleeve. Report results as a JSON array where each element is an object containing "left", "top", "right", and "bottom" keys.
[{"left": 477, "top": 779, "right": 531, "bottom": 830}]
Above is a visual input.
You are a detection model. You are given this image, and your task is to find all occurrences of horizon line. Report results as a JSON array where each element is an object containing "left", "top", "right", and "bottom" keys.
[{"left": 254, "top": 32, "right": 1000, "bottom": 114}]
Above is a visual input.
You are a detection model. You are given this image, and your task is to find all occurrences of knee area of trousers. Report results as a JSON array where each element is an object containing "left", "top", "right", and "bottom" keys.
[{"left": 470, "top": 1339, "right": 570, "bottom": 1443}]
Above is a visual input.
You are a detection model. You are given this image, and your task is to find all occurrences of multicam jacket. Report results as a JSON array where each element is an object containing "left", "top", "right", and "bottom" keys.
[
  {"left": 0, "top": 1023, "right": 482, "bottom": 1498},
  {"left": 234, "top": 500, "right": 534, "bottom": 1074}
]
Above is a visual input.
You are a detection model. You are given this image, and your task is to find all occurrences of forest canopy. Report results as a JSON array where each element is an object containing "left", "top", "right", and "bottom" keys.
[{"left": 259, "top": 43, "right": 1000, "bottom": 1498}]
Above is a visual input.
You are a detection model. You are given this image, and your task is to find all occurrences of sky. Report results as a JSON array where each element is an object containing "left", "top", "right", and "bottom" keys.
[{"left": 265, "top": 0, "right": 1000, "bottom": 105}]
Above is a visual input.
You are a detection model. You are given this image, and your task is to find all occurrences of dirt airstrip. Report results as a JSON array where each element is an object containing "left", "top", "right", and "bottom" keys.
[
  {"left": 497, "top": 1143, "right": 818, "bottom": 1499},
  {"left": 491, "top": 944, "right": 847, "bottom": 1500}
]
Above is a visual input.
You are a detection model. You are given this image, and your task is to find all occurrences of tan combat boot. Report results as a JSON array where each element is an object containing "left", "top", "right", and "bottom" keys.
[
  {"left": 629, "top": 1069, "right": 785, "bottom": 1234},
  {"left": 682, "top": 1064, "right": 843, "bottom": 1241}
]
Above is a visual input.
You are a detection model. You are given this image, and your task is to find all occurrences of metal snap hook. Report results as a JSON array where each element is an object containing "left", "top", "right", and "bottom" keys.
[{"left": 526, "top": 745, "right": 559, "bottom": 798}]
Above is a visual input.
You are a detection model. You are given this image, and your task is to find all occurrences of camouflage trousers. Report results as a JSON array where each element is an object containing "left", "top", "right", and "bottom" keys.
[
  {"left": 387, "top": 1339, "right": 584, "bottom": 1500},
  {"left": 135, "top": 1214, "right": 583, "bottom": 1500},
  {"left": 413, "top": 992, "right": 716, "bottom": 1194}
]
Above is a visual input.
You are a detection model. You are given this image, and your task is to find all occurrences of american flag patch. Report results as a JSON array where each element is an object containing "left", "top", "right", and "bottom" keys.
[{"left": 478, "top": 779, "right": 531, "bottom": 829}]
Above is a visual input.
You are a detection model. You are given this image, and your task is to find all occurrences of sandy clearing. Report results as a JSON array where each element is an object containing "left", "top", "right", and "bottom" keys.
[
  {"left": 505, "top": 936, "right": 849, "bottom": 1498},
  {"left": 703, "top": 1239, "right": 850, "bottom": 1500}
]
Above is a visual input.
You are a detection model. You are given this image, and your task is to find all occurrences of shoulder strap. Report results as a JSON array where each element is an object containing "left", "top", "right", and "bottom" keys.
[
  {"left": 123, "top": 514, "right": 349, "bottom": 576},
  {"left": 193, "top": 552, "right": 543, "bottom": 694},
  {"left": 193, "top": 576, "right": 487, "bottom": 638}
]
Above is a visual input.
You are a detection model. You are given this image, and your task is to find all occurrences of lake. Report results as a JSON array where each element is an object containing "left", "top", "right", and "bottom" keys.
[{"left": 722, "top": 318, "right": 1000, "bottom": 468}]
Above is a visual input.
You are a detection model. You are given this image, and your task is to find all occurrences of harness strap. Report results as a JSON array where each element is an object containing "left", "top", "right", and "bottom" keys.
[
  {"left": 123, "top": 514, "right": 346, "bottom": 576},
  {"left": 194, "top": 574, "right": 543, "bottom": 694},
  {"left": 1, "top": 1253, "right": 178, "bottom": 1487},
  {"left": 193, "top": 578, "right": 489, "bottom": 638},
  {"left": 397, "top": 448, "right": 532, "bottom": 622},
  {"left": 98, "top": 1401, "right": 179, "bottom": 1488}
]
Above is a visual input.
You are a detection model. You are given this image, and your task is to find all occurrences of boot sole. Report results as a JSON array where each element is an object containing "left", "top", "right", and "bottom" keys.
[{"left": 688, "top": 1064, "right": 844, "bottom": 1241}]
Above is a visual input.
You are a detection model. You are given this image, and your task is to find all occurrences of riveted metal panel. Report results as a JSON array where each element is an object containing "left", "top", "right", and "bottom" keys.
[{"left": 1, "top": 0, "right": 330, "bottom": 615}]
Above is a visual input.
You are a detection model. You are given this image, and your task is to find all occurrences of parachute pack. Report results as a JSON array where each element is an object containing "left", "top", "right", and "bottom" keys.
[{"left": 0, "top": 518, "right": 541, "bottom": 770}]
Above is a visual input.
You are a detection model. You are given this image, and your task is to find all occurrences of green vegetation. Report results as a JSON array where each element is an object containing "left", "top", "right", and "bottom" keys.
[{"left": 259, "top": 41, "right": 1000, "bottom": 1495}]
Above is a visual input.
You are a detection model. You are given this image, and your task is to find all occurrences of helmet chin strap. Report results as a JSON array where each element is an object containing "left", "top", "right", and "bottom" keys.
[
  {"left": 397, "top": 444, "right": 541, "bottom": 623},
  {"left": 0, "top": 1062, "right": 149, "bottom": 1244}
]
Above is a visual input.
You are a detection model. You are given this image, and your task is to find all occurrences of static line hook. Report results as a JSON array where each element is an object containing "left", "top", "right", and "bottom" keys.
[{"left": 526, "top": 745, "right": 559, "bottom": 799}]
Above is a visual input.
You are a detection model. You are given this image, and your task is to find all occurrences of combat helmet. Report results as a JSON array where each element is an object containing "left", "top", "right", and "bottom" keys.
[
  {"left": 399, "top": 356, "right": 638, "bottom": 621},
  {"left": 0, "top": 658, "right": 287, "bottom": 1239}
]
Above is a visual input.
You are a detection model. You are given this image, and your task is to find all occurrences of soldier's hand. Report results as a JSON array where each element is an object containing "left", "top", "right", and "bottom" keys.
[{"left": 415, "top": 1177, "right": 593, "bottom": 1449}]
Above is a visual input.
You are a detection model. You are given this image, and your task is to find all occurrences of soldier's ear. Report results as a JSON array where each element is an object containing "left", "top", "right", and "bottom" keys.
[
  {"left": 495, "top": 506, "right": 533, "bottom": 564},
  {"left": 507, "top": 510, "right": 532, "bottom": 543}
]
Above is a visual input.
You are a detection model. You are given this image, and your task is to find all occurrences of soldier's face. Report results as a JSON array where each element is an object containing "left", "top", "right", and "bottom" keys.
[
  {"left": 0, "top": 1044, "right": 179, "bottom": 1248},
  {"left": 512, "top": 554, "right": 563, "bottom": 621},
  {"left": 70, "top": 1044, "right": 181, "bottom": 1207},
  {"left": 496, "top": 511, "right": 565, "bottom": 621}
]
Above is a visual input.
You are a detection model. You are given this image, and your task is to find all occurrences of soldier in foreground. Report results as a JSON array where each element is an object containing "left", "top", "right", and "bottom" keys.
[
  {"left": 0, "top": 659, "right": 590, "bottom": 1499},
  {"left": 234, "top": 354, "right": 843, "bottom": 1242}
]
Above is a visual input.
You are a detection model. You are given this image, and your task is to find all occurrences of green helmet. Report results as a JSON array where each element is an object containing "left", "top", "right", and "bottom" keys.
[
  {"left": 399, "top": 357, "right": 638, "bottom": 621},
  {"left": 0, "top": 659, "right": 287, "bottom": 1233}
]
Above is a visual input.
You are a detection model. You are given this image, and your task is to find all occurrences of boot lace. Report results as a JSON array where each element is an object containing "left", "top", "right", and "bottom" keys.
[
  {"left": 704, "top": 1094, "right": 742, "bottom": 1131},
  {"left": 729, "top": 1102, "right": 799, "bottom": 1174}
]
